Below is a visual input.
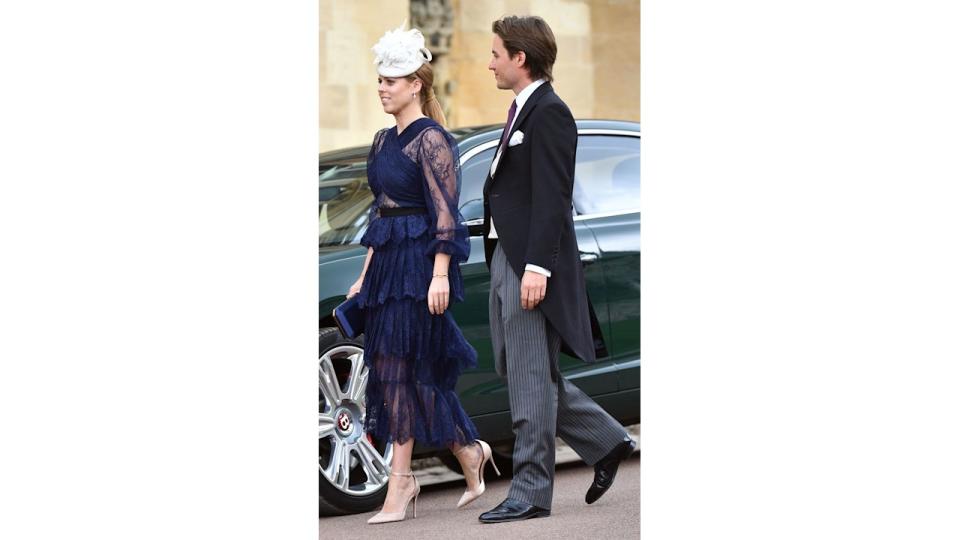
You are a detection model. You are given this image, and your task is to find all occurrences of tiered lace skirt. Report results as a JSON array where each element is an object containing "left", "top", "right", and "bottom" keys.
[{"left": 357, "top": 213, "right": 479, "bottom": 447}]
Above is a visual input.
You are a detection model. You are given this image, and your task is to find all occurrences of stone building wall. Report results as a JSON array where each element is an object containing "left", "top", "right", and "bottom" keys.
[
  {"left": 318, "top": 0, "right": 410, "bottom": 152},
  {"left": 588, "top": 0, "right": 641, "bottom": 121},
  {"left": 319, "top": 0, "right": 640, "bottom": 153}
]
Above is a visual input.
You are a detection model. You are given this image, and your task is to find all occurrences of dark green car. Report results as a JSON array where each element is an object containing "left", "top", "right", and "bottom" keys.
[{"left": 318, "top": 120, "right": 640, "bottom": 516}]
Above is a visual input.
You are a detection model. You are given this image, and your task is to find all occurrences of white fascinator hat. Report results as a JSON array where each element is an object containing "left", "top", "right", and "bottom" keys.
[{"left": 372, "top": 23, "right": 433, "bottom": 77}]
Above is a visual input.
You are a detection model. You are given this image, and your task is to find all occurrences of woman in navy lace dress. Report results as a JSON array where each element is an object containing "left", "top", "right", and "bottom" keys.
[{"left": 347, "top": 26, "right": 499, "bottom": 525}]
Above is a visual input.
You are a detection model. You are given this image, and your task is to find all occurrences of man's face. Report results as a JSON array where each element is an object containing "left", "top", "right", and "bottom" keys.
[{"left": 488, "top": 34, "right": 521, "bottom": 91}]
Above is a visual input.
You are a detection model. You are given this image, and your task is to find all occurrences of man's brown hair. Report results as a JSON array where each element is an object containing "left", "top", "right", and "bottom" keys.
[{"left": 492, "top": 16, "right": 558, "bottom": 83}]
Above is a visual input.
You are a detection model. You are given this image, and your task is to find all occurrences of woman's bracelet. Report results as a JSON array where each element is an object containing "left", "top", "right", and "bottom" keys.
[{"left": 432, "top": 274, "right": 447, "bottom": 278}]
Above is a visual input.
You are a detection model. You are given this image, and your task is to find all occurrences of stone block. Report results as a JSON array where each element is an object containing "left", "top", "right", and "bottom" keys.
[
  {"left": 459, "top": 0, "right": 507, "bottom": 32},
  {"left": 319, "top": 30, "right": 328, "bottom": 81},
  {"left": 588, "top": 0, "right": 639, "bottom": 36},
  {"left": 594, "top": 66, "right": 640, "bottom": 121},
  {"left": 319, "top": 85, "right": 349, "bottom": 130},
  {"left": 326, "top": 31, "right": 362, "bottom": 85},
  {"left": 355, "top": 84, "right": 393, "bottom": 137},
  {"left": 557, "top": 35, "right": 591, "bottom": 64},
  {"left": 588, "top": 0, "right": 640, "bottom": 122},
  {"left": 456, "top": 106, "right": 484, "bottom": 128},
  {"left": 503, "top": 0, "right": 533, "bottom": 17},
  {"left": 351, "top": 1, "right": 408, "bottom": 31},
  {"left": 552, "top": 64, "right": 594, "bottom": 116},
  {"left": 532, "top": 0, "right": 590, "bottom": 35},
  {"left": 455, "top": 30, "right": 497, "bottom": 62},
  {"left": 319, "top": 0, "right": 334, "bottom": 30}
]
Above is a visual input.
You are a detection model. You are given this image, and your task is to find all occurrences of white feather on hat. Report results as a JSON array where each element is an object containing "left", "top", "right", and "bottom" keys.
[{"left": 372, "top": 23, "right": 433, "bottom": 77}]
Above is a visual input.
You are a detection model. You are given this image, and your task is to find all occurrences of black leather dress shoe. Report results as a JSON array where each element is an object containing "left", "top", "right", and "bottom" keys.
[
  {"left": 585, "top": 438, "right": 636, "bottom": 504},
  {"left": 478, "top": 498, "right": 551, "bottom": 523}
]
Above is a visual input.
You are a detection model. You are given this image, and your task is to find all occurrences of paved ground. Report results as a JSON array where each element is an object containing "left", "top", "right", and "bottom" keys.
[
  {"left": 319, "top": 425, "right": 640, "bottom": 539},
  {"left": 413, "top": 423, "right": 641, "bottom": 486}
]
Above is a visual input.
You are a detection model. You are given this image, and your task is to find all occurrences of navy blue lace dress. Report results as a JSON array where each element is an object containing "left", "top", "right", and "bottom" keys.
[{"left": 356, "top": 117, "right": 479, "bottom": 448}]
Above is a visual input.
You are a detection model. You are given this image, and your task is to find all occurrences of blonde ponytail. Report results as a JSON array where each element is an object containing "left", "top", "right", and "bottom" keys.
[
  {"left": 408, "top": 63, "right": 447, "bottom": 127},
  {"left": 422, "top": 92, "right": 447, "bottom": 127}
]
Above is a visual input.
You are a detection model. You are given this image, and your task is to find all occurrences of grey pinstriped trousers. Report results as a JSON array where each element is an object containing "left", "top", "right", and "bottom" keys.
[{"left": 489, "top": 244, "right": 628, "bottom": 509}]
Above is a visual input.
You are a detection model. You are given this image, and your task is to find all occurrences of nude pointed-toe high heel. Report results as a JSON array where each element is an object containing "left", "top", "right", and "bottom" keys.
[
  {"left": 454, "top": 440, "right": 501, "bottom": 509},
  {"left": 367, "top": 471, "right": 420, "bottom": 524}
]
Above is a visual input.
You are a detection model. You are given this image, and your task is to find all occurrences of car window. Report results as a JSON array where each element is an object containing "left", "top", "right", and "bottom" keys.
[
  {"left": 318, "top": 143, "right": 495, "bottom": 247},
  {"left": 573, "top": 135, "right": 641, "bottom": 216},
  {"left": 318, "top": 155, "right": 374, "bottom": 247},
  {"left": 458, "top": 146, "right": 496, "bottom": 222}
]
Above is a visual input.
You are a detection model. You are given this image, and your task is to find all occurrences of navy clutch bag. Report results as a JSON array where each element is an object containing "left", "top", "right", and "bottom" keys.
[{"left": 333, "top": 296, "right": 365, "bottom": 339}]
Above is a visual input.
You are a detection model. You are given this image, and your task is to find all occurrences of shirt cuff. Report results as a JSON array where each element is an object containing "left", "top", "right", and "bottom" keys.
[{"left": 525, "top": 264, "right": 552, "bottom": 278}]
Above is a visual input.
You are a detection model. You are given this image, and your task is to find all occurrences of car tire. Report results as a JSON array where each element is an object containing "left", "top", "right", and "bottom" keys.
[{"left": 318, "top": 327, "right": 393, "bottom": 517}]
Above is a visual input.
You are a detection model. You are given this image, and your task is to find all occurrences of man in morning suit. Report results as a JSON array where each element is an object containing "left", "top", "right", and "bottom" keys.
[{"left": 477, "top": 16, "right": 636, "bottom": 524}]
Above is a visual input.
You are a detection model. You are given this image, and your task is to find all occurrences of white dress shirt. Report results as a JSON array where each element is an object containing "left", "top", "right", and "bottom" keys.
[{"left": 488, "top": 79, "right": 552, "bottom": 278}]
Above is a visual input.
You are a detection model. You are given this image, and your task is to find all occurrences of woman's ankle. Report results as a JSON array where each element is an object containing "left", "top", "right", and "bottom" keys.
[{"left": 456, "top": 442, "right": 481, "bottom": 467}]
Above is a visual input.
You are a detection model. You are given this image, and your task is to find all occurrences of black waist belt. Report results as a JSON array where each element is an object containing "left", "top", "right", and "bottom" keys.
[{"left": 379, "top": 206, "right": 427, "bottom": 217}]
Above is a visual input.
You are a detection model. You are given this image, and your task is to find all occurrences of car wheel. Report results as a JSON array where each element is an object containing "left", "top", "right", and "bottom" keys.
[{"left": 318, "top": 327, "right": 393, "bottom": 517}]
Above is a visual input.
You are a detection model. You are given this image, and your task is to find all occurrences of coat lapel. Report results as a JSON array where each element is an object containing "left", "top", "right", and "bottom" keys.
[
  {"left": 484, "top": 83, "right": 554, "bottom": 193},
  {"left": 507, "top": 82, "right": 551, "bottom": 144}
]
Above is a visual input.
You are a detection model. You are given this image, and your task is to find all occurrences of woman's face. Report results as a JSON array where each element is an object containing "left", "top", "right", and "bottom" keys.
[{"left": 377, "top": 76, "right": 421, "bottom": 115}]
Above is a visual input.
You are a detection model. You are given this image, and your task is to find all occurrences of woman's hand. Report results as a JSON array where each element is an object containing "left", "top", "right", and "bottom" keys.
[
  {"left": 427, "top": 275, "right": 450, "bottom": 315},
  {"left": 346, "top": 276, "right": 363, "bottom": 299}
]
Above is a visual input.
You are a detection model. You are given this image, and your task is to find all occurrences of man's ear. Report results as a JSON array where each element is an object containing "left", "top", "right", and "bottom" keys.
[{"left": 514, "top": 50, "right": 526, "bottom": 69}]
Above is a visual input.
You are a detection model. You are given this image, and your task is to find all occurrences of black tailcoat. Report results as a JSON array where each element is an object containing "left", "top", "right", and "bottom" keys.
[{"left": 482, "top": 83, "right": 597, "bottom": 363}]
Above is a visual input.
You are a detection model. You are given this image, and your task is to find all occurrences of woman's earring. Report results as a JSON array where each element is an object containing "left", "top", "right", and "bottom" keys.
[{"left": 413, "top": 92, "right": 417, "bottom": 98}]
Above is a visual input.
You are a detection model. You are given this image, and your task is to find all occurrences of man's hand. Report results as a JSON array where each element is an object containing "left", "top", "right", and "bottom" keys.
[{"left": 520, "top": 271, "right": 547, "bottom": 310}]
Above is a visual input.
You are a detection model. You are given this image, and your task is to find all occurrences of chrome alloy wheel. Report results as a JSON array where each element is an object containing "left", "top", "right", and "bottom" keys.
[{"left": 319, "top": 344, "right": 393, "bottom": 496}]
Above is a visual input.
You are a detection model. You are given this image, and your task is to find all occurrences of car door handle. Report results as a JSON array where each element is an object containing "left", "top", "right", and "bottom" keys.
[{"left": 579, "top": 252, "right": 599, "bottom": 264}]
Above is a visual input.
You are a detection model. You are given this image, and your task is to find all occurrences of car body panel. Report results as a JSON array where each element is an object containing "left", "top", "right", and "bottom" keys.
[{"left": 581, "top": 211, "right": 641, "bottom": 391}]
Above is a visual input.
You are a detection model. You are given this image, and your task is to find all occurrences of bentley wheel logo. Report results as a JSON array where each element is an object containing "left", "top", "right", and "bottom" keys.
[{"left": 337, "top": 411, "right": 352, "bottom": 432}]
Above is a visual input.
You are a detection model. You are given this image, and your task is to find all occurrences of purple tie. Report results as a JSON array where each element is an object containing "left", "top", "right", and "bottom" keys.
[{"left": 498, "top": 100, "right": 517, "bottom": 151}]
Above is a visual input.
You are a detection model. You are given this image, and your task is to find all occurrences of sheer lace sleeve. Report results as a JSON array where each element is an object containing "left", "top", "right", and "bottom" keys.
[
  {"left": 360, "top": 128, "right": 389, "bottom": 249},
  {"left": 418, "top": 127, "right": 469, "bottom": 262}
]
